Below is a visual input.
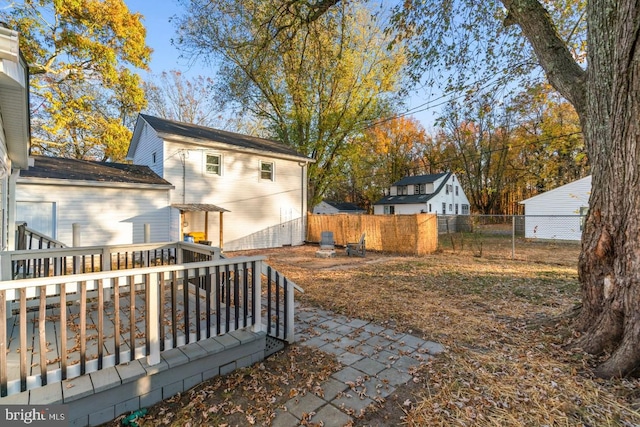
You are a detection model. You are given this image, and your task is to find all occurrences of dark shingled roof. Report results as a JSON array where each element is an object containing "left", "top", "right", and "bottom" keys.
[
  {"left": 374, "top": 193, "right": 439, "bottom": 205},
  {"left": 324, "top": 201, "right": 364, "bottom": 211},
  {"left": 374, "top": 172, "right": 452, "bottom": 205},
  {"left": 20, "top": 156, "right": 172, "bottom": 186},
  {"left": 391, "top": 172, "right": 449, "bottom": 186},
  {"left": 140, "top": 114, "right": 309, "bottom": 159}
]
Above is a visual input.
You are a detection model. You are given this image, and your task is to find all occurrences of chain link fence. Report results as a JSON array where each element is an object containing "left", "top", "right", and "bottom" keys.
[{"left": 437, "top": 215, "right": 584, "bottom": 266}]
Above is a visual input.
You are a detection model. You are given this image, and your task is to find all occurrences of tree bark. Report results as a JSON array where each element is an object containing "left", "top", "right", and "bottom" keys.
[{"left": 504, "top": 0, "right": 640, "bottom": 377}]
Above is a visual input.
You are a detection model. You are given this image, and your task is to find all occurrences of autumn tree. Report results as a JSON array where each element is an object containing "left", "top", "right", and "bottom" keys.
[
  {"left": 1, "top": 0, "right": 151, "bottom": 161},
  {"left": 325, "top": 116, "right": 428, "bottom": 210},
  {"left": 390, "top": 0, "right": 640, "bottom": 377},
  {"left": 174, "top": 0, "right": 405, "bottom": 206},
  {"left": 436, "top": 94, "right": 515, "bottom": 214}
]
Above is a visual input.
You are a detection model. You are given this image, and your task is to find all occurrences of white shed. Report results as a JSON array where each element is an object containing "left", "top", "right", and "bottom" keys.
[
  {"left": 17, "top": 156, "right": 174, "bottom": 246},
  {"left": 519, "top": 175, "right": 591, "bottom": 241}
]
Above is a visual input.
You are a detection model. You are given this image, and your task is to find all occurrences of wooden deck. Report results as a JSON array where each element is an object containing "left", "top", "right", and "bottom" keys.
[{"left": 4, "top": 282, "right": 258, "bottom": 395}]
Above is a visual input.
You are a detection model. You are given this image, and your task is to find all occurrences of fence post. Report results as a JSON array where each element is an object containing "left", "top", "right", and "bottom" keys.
[
  {"left": 147, "top": 273, "right": 161, "bottom": 365},
  {"left": 252, "top": 260, "right": 262, "bottom": 334},
  {"left": 512, "top": 215, "right": 516, "bottom": 260}
]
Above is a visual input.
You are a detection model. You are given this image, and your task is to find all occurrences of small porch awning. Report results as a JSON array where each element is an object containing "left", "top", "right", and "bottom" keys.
[
  {"left": 171, "top": 204, "right": 230, "bottom": 249},
  {"left": 171, "top": 203, "right": 230, "bottom": 213}
]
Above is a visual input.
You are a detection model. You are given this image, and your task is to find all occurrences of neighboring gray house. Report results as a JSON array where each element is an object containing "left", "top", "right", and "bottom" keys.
[
  {"left": 374, "top": 172, "right": 471, "bottom": 215},
  {"left": 520, "top": 175, "right": 591, "bottom": 241},
  {"left": 313, "top": 200, "right": 365, "bottom": 215},
  {"left": 127, "top": 114, "right": 313, "bottom": 251},
  {"left": 17, "top": 156, "right": 174, "bottom": 246}
]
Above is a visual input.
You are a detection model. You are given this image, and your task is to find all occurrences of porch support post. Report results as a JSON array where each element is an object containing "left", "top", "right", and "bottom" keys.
[
  {"left": 147, "top": 273, "right": 161, "bottom": 365},
  {"left": 252, "top": 260, "right": 262, "bottom": 334},
  {"left": 219, "top": 212, "right": 224, "bottom": 251},
  {"left": 204, "top": 212, "right": 209, "bottom": 241}
]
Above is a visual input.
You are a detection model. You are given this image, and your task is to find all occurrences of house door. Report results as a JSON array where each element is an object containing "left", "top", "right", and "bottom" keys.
[
  {"left": 280, "top": 208, "right": 294, "bottom": 246},
  {"left": 16, "top": 201, "right": 56, "bottom": 238}
]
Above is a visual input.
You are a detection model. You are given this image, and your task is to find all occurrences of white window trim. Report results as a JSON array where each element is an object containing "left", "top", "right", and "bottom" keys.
[
  {"left": 204, "top": 152, "right": 223, "bottom": 176},
  {"left": 260, "top": 160, "right": 275, "bottom": 181}
]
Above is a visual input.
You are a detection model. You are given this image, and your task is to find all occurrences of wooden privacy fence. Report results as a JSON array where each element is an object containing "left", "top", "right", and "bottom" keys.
[{"left": 307, "top": 213, "right": 438, "bottom": 255}]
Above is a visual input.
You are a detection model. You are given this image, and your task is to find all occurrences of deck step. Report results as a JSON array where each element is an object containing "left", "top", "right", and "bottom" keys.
[{"left": 264, "top": 335, "right": 286, "bottom": 357}]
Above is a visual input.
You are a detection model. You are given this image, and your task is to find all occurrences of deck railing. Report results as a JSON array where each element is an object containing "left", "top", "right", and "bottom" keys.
[
  {"left": 15, "top": 222, "right": 67, "bottom": 251},
  {"left": 0, "top": 256, "right": 266, "bottom": 397},
  {"left": 2, "top": 241, "right": 221, "bottom": 280}
]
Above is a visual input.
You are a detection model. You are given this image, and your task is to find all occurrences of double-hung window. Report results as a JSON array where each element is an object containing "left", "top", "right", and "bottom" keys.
[
  {"left": 205, "top": 153, "right": 222, "bottom": 175},
  {"left": 260, "top": 161, "right": 274, "bottom": 181}
]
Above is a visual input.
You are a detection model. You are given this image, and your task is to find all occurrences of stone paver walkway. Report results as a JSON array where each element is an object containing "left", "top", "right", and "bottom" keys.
[{"left": 272, "top": 305, "right": 445, "bottom": 427}]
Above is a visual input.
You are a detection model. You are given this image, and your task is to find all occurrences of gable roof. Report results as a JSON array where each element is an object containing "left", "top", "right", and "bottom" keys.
[
  {"left": 19, "top": 156, "right": 172, "bottom": 186},
  {"left": 519, "top": 175, "right": 592, "bottom": 204},
  {"left": 392, "top": 172, "right": 449, "bottom": 186},
  {"left": 130, "top": 114, "right": 311, "bottom": 161},
  {"left": 374, "top": 172, "right": 452, "bottom": 205}
]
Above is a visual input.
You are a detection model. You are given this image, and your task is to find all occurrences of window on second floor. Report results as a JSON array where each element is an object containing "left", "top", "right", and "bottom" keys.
[
  {"left": 260, "top": 161, "right": 274, "bottom": 181},
  {"left": 455, "top": 186, "right": 459, "bottom": 196},
  {"left": 462, "top": 204, "right": 470, "bottom": 214},
  {"left": 398, "top": 185, "right": 408, "bottom": 195},
  {"left": 205, "top": 153, "right": 222, "bottom": 175}
]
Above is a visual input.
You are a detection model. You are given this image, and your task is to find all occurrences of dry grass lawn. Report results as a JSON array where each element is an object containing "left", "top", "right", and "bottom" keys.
[
  {"left": 106, "top": 240, "right": 640, "bottom": 426},
  {"left": 243, "top": 243, "right": 640, "bottom": 426}
]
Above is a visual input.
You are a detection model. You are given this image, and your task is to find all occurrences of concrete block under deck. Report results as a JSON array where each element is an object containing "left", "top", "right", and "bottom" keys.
[{"left": 0, "top": 329, "right": 267, "bottom": 427}]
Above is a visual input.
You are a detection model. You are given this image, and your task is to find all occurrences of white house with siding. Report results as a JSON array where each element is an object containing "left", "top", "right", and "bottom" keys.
[
  {"left": 17, "top": 157, "right": 174, "bottom": 246},
  {"left": 127, "top": 114, "right": 313, "bottom": 251},
  {"left": 0, "top": 26, "right": 30, "bottom": 251},
  {"left": 519, "top": 175, "right": 591, "bottom": 241},
  {"left": 373, "top": 172, "right": 471, "bottom": 216}
]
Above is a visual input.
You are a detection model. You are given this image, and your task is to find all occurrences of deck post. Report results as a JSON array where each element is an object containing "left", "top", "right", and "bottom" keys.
[
  {"left": 1, "top": 255, "right": 12, "bottom": 318},
  {"left": 252, "top": 260, "right": 262, "bottom": 334},
  {"left": 102, "top": 247, "right": 112, "bottom": 301},
  {"left": 286, "top": 280, "right": 295, "bottom": 343},
  {"left": 147, "top": 273, "right": 161, "bottom": 365}
]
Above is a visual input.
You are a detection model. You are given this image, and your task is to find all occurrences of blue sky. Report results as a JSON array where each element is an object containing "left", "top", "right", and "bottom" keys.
[{"left": 124, "top": 0, "right": 440, "bottom": 129}]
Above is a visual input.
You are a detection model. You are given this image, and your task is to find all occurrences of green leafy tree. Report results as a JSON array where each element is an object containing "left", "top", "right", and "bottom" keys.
[
  {"left": 2, "top": 0, "right": 151, "bottom": 161},
  {"left": 174, "top": 0, "right": 405, "bottom": 206}
]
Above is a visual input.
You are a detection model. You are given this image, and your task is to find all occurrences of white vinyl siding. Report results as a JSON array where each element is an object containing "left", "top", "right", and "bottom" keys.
[
  {"left": 131, "top": 122, "right": 165, "bottom": 177},
  {"left": 520, "top": 175, "right": 591, "bottom": 241},
  {"left": 16, "top": 181, "right": 171, "bottom": 246},
  {"left": 162, "top": 140, "right": 306, "bottom": 250}
]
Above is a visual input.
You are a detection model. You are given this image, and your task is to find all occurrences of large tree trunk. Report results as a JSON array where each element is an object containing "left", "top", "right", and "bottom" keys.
[
  {"left": 504, "top": 0, "right": 640, "bottom": 377},
  {"left": 572, "top": 0, "right": 640, "bottom": 378}
]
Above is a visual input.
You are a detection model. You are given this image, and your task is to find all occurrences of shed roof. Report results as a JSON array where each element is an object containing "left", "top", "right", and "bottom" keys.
[
  {"left": 322, "top": 201, "right": 364, "bottom": 211},
  {"left": 19, "top": 156, "right": 172, "bottom": 186},
  {"left": 135, "top": 114, "right": 311, "bottom": 161},
  {"left": 171, "top": 204, "right": 229, "bottom": 212}
]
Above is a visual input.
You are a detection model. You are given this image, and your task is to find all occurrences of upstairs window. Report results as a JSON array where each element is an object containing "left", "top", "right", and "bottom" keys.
[
  {"left": 398, "top": 185, "right": 408, "bottom": 195},
  {"left": 462, "top": 204, "right": 470, "bottom": 214},
  {"left": 205, "top": 153, "right": 222, "bottom": 175},
  {"left": 260, "top": 161, "right": 274, "bottom": 181},
  {"left": 455, "top": 186, "right": 459, "bottom": 196}
]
